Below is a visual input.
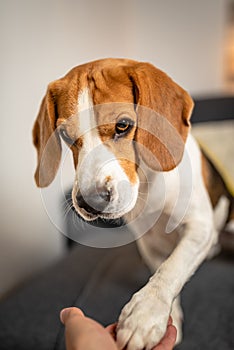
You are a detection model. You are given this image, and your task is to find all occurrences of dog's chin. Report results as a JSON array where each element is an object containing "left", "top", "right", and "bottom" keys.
[
  {"left": 74, "top": 205, "right": 129, "bottom": 222},
  {"left": 73, "top": 204, "right": 131, "bottom": 221}
]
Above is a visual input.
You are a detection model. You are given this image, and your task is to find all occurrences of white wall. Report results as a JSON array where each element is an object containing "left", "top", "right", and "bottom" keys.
[
  {"left": 0, "top": 0, "right": 228, "bottom": 297},
  {"left": 125, "top": 0, "right": 227, "bottom": 95}
]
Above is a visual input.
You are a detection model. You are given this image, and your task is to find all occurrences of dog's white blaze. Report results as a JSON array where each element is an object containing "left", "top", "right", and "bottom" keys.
[
  {"left": 78, "top": 89, "right": 99, "bottom": 138},
  {"left": 74, "top": 88, "right": 139, "bottom": 219},
  {"left": 77, "top": 89, "right": 103, "bottom": 161}
]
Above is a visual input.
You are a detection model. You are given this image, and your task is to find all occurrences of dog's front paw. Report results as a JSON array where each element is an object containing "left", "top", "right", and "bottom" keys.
[{"left": 116, "top": 287, "right": 171, "bottom": 350}]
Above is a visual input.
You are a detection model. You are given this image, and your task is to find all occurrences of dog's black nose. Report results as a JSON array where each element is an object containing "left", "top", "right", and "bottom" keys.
[{"left": 76, "top": 188, "right": 112, "bottom": 215}]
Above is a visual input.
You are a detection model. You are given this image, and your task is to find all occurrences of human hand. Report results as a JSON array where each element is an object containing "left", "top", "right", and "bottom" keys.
[
  {"left": 60, "top": 307, "right": 177, "bottom": 350},
  {"left": 151, "top": 316, "right": 177, "bottom": 350},
  {"left": 60, "top": 307, "right": 118, "bottom": 350}
]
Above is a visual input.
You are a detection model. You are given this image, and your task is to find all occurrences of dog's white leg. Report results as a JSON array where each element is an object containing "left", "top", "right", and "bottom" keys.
[
  {"left": 117, "top": 189, "right": 215, "bottom": 350},
  {"left": 117, "top": 224, "right": 214, "bottom": 350},
  {"left": 137, "top": 226, "right": 183, "bottom": 345}
]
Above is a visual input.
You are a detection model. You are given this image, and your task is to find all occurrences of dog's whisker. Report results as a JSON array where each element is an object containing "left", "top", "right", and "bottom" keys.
[
  {"left": 61, "top": 199, "right": 73, "bottom": 212},
  {"left": 63, "top": 198, "right": 73, "bottom": 209},
  {"left": 69, "top": 209, "right": 85, "bottom": 232},
  {"left": 64, "top": 198, "right": 73, "bottom": 206},
  {"left": 63, "top": 205, "right": 74, "bottom": 221}
]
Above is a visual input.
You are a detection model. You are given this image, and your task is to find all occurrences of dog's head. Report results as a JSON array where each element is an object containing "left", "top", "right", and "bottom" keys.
[{"left": 33, "top": 58, "right": 193, "bottom": 221}]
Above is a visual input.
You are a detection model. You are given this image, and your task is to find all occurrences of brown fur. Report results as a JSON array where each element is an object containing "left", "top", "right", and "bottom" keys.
[
  {"left": 33, "top": 58, "right": 194, "bottom": 187},
  {"left": 201, "top": 150, "right": 230, "bottom": 208}
]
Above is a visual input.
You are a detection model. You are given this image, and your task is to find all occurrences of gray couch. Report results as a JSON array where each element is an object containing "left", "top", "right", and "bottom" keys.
[{"left": 0, "top": 242, "right": 233, "bottom": 350}]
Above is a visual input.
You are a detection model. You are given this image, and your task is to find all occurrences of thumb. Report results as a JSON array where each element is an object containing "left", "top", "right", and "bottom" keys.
[{"left": 60, "top": 307, "right": 85, "bottom": 324}]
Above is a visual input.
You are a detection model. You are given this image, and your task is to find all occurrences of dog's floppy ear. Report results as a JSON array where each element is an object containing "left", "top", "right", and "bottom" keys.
[
  {"left": 33, "top": 81, "right": 62, "bottom": 187},
  {"left": 127, "top": 62, "right": 194, "bottom": 171}
]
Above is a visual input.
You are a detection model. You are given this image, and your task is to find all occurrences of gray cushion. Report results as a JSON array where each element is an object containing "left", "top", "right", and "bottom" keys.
[
  {"left": 0, "top": 243, "right": 233, "bottom": 350},
  {"left": 0, "top": 243, "right": 150, "bottom": 350}
]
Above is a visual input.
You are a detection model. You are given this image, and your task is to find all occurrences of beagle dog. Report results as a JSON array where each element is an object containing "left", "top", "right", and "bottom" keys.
[{"left": 33, "top": 58, "right": 233, "bottom": 350}]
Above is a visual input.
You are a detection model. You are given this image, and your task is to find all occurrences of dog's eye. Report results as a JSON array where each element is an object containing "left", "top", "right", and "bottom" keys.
[
  {"left": 115, "top": 118, "right": 134, "bottom": 135},
  {"left": 60, "top": 129, "right": 73, "bottom": 145}
]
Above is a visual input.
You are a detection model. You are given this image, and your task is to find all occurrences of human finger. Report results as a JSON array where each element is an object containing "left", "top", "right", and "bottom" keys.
[{"left": 152, "top": 324, "right": 177, "bottom": 350}]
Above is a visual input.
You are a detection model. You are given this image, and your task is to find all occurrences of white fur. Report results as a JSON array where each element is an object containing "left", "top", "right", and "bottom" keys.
[{"left": 72, "top": 88, "right": 139, "bottom": 221}]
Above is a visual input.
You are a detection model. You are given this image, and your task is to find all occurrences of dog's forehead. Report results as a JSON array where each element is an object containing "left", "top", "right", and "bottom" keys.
[
  {"left": 57, "top": 59, "right": 137, "bottom": 131},
  {"left": 72, "top": 59, "right": 135, "bottom": 103},
  {"left": 89, "top": 67, "right": 134, "bottom": 105},
  {"left": 77, "top": 88, "right": 136, "bottom": 135},
  {"left": 76, "top": 62, "right": 136, "bottom": 131}
]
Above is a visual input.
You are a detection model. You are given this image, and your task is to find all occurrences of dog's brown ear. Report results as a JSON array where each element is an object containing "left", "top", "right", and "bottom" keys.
[
  {"left": 126, "top": 62, "right": 194, "bottom": 171},
  {"left": 33, "top": 81, "right": 62, "bottom": 187}
]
